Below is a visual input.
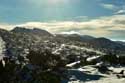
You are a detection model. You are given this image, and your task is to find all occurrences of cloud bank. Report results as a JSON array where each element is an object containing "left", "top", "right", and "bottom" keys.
[
  {"left": 0, "top": 15, "right": 125, "bottom": 40},
  {"left": 101, "top": 3, "right": 117, "bottom": 10}
]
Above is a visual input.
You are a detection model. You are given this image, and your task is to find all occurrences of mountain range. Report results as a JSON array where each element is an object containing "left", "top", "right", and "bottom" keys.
[
  {"left": 0, "top": 26, "right": 125, "bottom": 83},
  {"left": 0, "top": 26, "right": 125, "bottom": 58}
]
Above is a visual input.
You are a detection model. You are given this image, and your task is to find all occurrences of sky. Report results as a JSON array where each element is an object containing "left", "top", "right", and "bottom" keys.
[{"left": 0, "top": 0, "right": 125, "bottom": 41}]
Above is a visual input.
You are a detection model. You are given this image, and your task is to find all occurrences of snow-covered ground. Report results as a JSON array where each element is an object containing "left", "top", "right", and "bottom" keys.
[
  {"left": 63, "top": 66, "right": 125, "bottom": 83},
  {"left": 0, "top": 37, "right": 5, "bottom": 60},
  {"left": 85, "top": 76, "right": 125, "bottom": 83},
  {"left": 66, "top": 61, "right": 81, "bottom": 67},
  {"left": 87, "top": 56, "right": 100, "bottom": 62},
  {"left": 52, "top": 43, "right": 105, "bottom": 58}
]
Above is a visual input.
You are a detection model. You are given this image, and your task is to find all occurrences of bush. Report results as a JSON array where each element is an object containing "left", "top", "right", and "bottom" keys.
[
  {"left": 119, "top": 56, "right": 125, "bottom": 65},
  {"left": 101, "top": 53, "right": 118, "bottom": 65}
]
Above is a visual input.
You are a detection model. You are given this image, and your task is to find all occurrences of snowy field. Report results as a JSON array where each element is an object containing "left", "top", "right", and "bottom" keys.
[{"left": 63, "top": 66, "right": 125, "bottom": 83}]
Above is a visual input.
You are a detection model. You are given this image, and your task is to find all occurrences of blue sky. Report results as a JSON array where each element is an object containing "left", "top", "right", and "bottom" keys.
[
  {"left": 0, "top": 0, "right": 125, "bottom": 40},
  {"left": 0, "top": 0, "right": 123, "bottom": 23}
]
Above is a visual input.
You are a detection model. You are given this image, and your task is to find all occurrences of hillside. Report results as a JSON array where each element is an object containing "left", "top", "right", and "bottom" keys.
[{"left": 0, "top": 27, "right": 125, "bottom": 83}]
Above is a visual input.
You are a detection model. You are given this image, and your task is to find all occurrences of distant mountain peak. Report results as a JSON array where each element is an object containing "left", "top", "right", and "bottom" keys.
[
  {"left": 93, "top": 37, "right": 111, "bottom": 42},
  {"left": 11, "top": 27, "right": 53, "bottom": 36}
]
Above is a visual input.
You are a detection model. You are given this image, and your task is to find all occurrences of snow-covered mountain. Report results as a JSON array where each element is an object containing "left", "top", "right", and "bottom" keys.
[
  {"left": 115, "top": 41, "right": 125, "bottom": 46},
  {"left": 11, "top": 27, "right": 53, "bottom": 37},
  {"left": 0, "top": 27, "right": 125, "bottom": 83},
  {"left": 87, "top": 37, "right": 125, "bottom": 54},
  {"left": 55, "top": 34, "right": 95, "bottom": 42},
  {"left": 0, "top": 27, "right": 125, "bottom": 58},
  {"left": 55, "top": 34, "right": 125, "bottom": 55}
]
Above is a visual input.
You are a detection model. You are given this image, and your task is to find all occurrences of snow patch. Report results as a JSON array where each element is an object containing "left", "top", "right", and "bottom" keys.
[
  {"left": 66, "top": 61, "right": 80, "bottom": 67},
  {"left": 0, "top": 37, "right": 6, "bottom": 60},
  {"left": 87, "top": 56, "right": 100, "bottom": 62}
]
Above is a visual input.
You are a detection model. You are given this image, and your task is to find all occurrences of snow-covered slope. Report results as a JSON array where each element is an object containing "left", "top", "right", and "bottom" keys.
[
  {"left": 0, "top": 37, "right": 5, "bottom": 60},
  {"left": 63, "top": 66, "right": 125, "bottom": 83}
]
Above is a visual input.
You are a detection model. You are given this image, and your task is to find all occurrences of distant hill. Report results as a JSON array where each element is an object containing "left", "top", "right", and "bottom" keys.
[
  {"left": 55, "top": 34, "right": 95, "bottom": 42},
  {"left": 115, "top": 41, "right": 125, "bottom": 46},
  {"left": 11, "top": 27, "right": 53, "bottom": 37},
  {"left": 87, "top": 37, "right": 125, "bottom": 54},
  {"left": 55, "top": 34, "right": 125, "bottom": 55}
]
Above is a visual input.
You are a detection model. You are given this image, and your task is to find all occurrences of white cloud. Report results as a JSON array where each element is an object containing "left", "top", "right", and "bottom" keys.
[
  {"left": 101, "top": 3, "right": 117, "bottom": 10},
  {"left": 0, "top": 15, "right": 125, "bottom": 40},
  {"left": 115, "top": 10, "right": 125, "bottom": 14},
  {"left": 61, "top": 31, "right": 80, "bottom": 35},
  {"left": 0, "top": 23, "right": 14, "bottom": 30},
  {"left": 15, "top": 15, "right": 125, "bottom": 38}
]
